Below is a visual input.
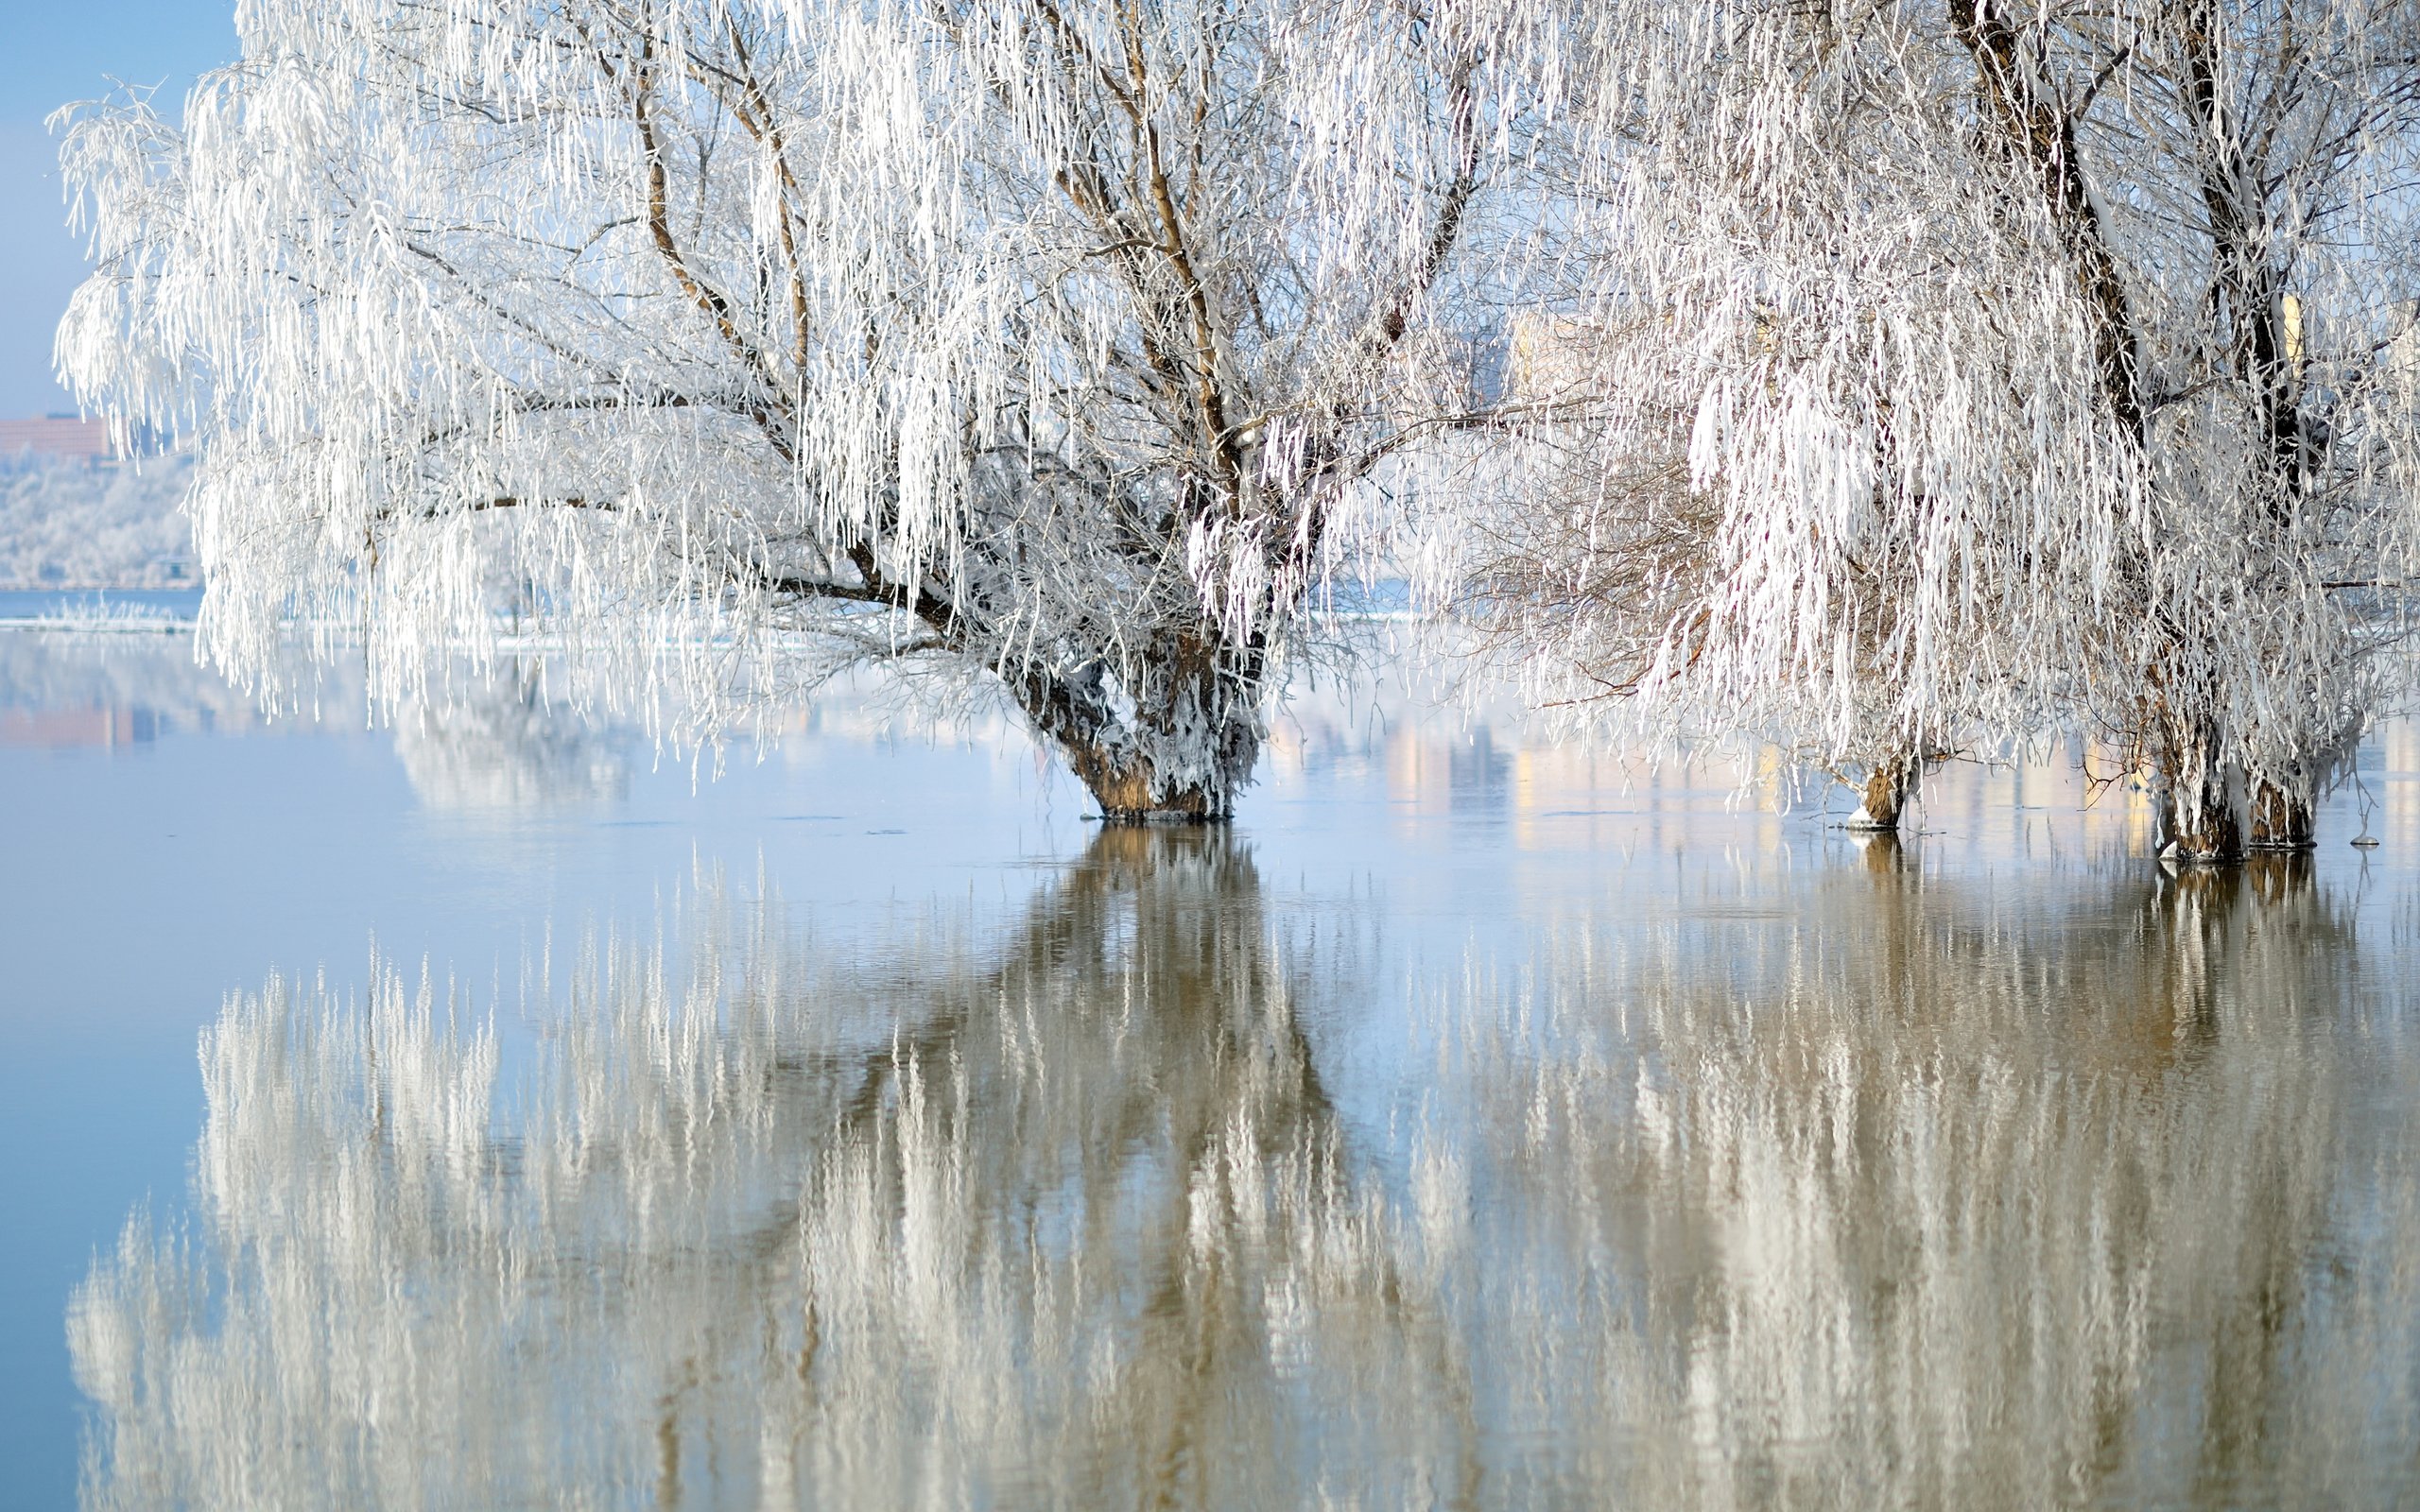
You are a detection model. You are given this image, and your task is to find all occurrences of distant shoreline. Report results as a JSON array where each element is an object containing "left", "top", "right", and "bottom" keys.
[
  {"left": 0, "top": 619, "right": 193, "bottom": 634},
  {"left": 0, "top": 587, "right": 205, "bottom": 631}
]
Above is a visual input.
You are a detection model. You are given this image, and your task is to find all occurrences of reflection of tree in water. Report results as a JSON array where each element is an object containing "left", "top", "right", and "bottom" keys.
[
  {"left": 389, "top": 660, "right": 628, "bottom": 809},
  {"left": 1448, "top": 841, "right": 2418, "bottom": 1508},
  {"left": 72, "top": 837, "right": 2420, "bottom": 1508},
  {"left": 73, "top": 830, "right": 1458, "bottom": 1508}
]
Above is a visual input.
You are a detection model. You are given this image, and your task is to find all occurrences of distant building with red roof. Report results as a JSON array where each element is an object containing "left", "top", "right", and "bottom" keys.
[{"left": 0, "top": 416, "right": 117, "bottom": 466}]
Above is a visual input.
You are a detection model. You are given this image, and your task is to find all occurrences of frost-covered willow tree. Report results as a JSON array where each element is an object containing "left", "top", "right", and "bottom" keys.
[
  {"left": 56, "top": 0, "right": 1534, "bottom": 818},
  {"left": 1455, "top": 0, "right": 2420, "bottom": 855}
]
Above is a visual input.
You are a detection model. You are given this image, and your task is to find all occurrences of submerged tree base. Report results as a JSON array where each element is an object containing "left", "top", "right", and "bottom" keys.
[
  {"left": 2247, "top": 782, "right": 2318, "bottom": 852},
  {"left": 1069, "top": 762, "right": 1238, "bottom": 826},
  {"left": 2161, "top": 822, "right": 2246, "bottom": 866},
  {"left": 1842, "top": 752, "right": 1920, "bottom": 833},
  {"left": 1093, "top": 807, "right": 1235, "bottom": 827},
  {"left": 2163, "top": 776, "right": 2325, "bottom": 863},
  {"left": 1075, "top": 763, "right": 1235, "bottom": 825}
]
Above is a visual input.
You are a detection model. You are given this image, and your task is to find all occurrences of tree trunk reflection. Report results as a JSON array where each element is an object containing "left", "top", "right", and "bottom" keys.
[{"left": 70, "top": 834, "right": 2418, "bottom": 1509}]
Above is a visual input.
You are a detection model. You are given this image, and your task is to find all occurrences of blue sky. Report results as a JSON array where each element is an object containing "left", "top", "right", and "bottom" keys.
[{"left": 1, "top": 3, "right": 237, "bottom": 417}]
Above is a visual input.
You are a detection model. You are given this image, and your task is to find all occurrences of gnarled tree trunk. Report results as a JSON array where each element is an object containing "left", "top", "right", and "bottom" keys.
[
  {"left": 2247, "top": 780, "right": 2316, "bottom": 851},
  {"left": 2162, "top": 786, "right": 2244, "bottom": 864},
  {"left": 2155, "top": 748, "right": 2246, "bottom": 864},
  {"left": 1011, "top": 631, "right": 1267, "bottom": 823}
]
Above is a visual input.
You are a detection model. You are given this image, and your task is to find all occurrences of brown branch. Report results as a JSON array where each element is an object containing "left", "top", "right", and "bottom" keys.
[
  {"left": 1030, "top": 0, "right": 1147, "bottom": 123},
  {"left": 714, "top": 14, "right": 813, "bottom": 375},
  {"left": 1120, "top": 9, "right": 1242, "bottom": 500},
  {"left": 1950, "top": 0, "right": 2147, "bottom": 444},
  {"left": 627, "top": 28, "right": 796, "bottom": 462},
  {"left": 410, "top": 494, "right": 611, "bottom": 522},
  {"left": 1365, "top": 54, "right": 1483, "bottom": 355},
  {"left": 846, "top": 540, "right": 967, "bottom": 648},
  {"left": 2180, "top": 0, "right": 2303, "bottom": 490}
]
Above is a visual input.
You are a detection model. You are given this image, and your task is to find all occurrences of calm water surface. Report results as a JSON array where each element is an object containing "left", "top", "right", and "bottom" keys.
[
  {"left": 4, "top": 629, "right": 2417, "bottom": 1510},
  {"left": 0, "top": 588, "right": 205, "bottom": 623}
]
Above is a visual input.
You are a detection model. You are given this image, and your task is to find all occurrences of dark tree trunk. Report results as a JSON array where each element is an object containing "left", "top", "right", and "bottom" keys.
[
  {"left": 1847, "top": 750, "right": 1917, "bottom": 832},
  {"left": 2157, "top": 763, "right": 2245, "bottom": 863},
  {"left": 2246, "top": 780, "right": 2316, "bottom": 851},
  {"left": 2135, "top": 701, "right": 2248, "bottom": 864},
  {"left": 1009, "top": 631, "right": 1266, "bottom": 823},
  {"left": 2164, "top": 794, "right": 2243, "bottom": 863}
]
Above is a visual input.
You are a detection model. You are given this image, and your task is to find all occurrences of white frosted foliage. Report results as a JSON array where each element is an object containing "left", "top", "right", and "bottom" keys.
[
  {"left": 59, "top": 0, "right": 2420, "bottom": 843},
  {"left": 56, "top": 0, "right": 1531, "bottom": 813},
  {"left": 1431, "top": 0, "right": 2420, "bottom": 854}
]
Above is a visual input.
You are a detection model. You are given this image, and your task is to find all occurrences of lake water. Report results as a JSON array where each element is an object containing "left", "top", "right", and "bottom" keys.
[{"left": 4, "top": 623, "right": 2417, "bottom": 1510}]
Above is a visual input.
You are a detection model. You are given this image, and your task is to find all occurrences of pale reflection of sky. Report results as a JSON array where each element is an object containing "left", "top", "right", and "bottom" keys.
[{"left": 5, "top": 629, "right": 2419, "bottom": 1509}]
